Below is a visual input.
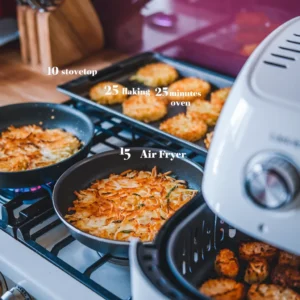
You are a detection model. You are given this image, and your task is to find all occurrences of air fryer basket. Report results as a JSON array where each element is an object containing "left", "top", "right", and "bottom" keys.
[
  {"left": 136, "top": 199, "right": 253, "bottom": 299},
  {"left": 136, "top": 198, "right": 294, "bottom": 299},
  {"left": 167, "top": 203, "right": 252, "bottom": 298}
]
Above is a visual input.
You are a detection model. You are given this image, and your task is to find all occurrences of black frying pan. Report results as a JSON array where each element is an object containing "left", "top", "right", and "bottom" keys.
[
  {"left": 0, "top": 102, "right": 94, "bottom": 189},
  {"left": 53, "top": 148, "right": 203, "bottom": 258}
]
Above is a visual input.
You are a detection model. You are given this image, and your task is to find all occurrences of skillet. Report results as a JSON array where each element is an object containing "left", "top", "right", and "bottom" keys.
[
  {"left": 0, "top": 102, "right": 94, "bottom": 189},
  {"left": 53, "top": 148, "right": 203, "bottom": 258}
]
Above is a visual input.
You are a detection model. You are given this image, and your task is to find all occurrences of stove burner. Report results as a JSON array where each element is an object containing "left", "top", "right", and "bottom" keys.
[
  {"left": 97, "top": 252, "right": 129, "bottom": 266},
  {"left": 12, "top": 185, "right": 47, "bottom": 194},
  {"left": 0, "top": 182, "right": 54, "bottom": 204}
]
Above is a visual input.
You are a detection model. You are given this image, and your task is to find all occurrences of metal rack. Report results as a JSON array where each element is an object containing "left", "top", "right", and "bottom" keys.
[{"left": 0, "top": 100, "right": 206, "bottom": 300}]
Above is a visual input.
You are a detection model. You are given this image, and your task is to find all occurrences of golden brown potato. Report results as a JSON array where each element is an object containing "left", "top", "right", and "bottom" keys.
[
  {"left": 187, "top": 99, "right": 220, "bottom": 126},
  {"left": 278, "top": 251, "right": 300, "bottom": 268},
  {"left": 215, "top": 249, "right": 239, "bottom": 279},
  {"left": 65, "top": 166, "right": 197, "bottom": 242},
  {"left": 247, "top": 284, "right": 300, "bottom": 300},
  {"left": 244, "top": 259, "right": 269, "bottom": 284},
  {"left": 211, "top": 87, "right": 231, "bottom": 110},
  {"left": 159, "top": 113, "right": 207, "bottom": 142},
  {"left": 204, "top": 131, "right": 213, "bottom": 149},
  {"left": 271, "top": 265, "right": 300, "bottom": 289},
  {"left": 89, "top": 81, "right": 127, "bottom": 105},
  {"left": 199, "top": 278, "right": 245, "bottom": 300},
  {"left": 122, "top": 91, "right": 167, "bottom": 123},
  {"left": 130, "top": 63, "right": 178, "bottom": 87},
  {"left": 239, "top": 242, "right": 278, "bottom": 261},
  {"left": 168, "top": 77, "right": 211, "bottom": 102},
  {"left": 0, "top": 125, "right": 81, "bottom": 172}
]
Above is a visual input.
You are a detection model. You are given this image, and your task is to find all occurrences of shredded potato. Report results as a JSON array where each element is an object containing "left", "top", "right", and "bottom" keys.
[
  {"left": 89, "top": 81, "right": 127, "bottom": 105},
  {"left": 168, "top": 77, "right": 211, "bottom": 102},
  {"left": 130, "top": 63, "right": 178, "bottom": 87},
  {"left": 123, "top": 91, "right": 167, "bottom": 123},
  {"left": 159, "top": 113, "right": 208, "bottom": 142},
  {"left": 65, "top": 167, "right": 197, "bottom": 242},
  {"left": 0, "top": 125, "right": 81, "bottom": 172}
]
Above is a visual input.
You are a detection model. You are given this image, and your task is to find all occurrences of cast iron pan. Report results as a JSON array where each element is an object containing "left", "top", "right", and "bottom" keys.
[
  {"left": 0, "top": 102, "right": 94, "bottom": 189},
  {"left": 53, "top": 148, "right": 203, "bottom": 258}
]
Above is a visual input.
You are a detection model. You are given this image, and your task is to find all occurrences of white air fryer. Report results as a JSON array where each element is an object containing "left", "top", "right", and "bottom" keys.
[{"left": 203, "top": 17, "right": 300, "bottom": 255}]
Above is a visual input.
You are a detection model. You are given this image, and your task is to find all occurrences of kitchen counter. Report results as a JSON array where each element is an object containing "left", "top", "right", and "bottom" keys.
[{"left": 0, "top": 43, "right": 128, "bottom": 106}]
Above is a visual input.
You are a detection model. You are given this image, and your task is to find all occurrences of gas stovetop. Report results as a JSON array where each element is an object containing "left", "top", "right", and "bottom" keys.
[{"left": 0, "top": 100, "right": 205, "bottom": 300}]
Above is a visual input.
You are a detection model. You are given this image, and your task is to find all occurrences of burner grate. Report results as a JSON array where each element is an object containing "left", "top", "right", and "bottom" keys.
[
  {"left": 1, "top": 100, "right": 206, "bottom": 300},
  {"left": 16, "top": 211, "right": 123, "bottom": 300}
]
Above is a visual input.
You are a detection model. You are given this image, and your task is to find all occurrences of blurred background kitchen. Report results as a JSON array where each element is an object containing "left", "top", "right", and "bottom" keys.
[{"left": 0, "top": 0, "right": 300, "bottom": 106}]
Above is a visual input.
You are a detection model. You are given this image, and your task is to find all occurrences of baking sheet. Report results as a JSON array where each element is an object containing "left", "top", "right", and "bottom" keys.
[{"left": 57, "top": 52, "right": 234, "bottom": 155}]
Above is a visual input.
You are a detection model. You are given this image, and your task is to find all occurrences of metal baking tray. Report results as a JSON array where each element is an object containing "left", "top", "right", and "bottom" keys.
[{"left": 57, "top": 52, "right": 234, "bottom": 155}]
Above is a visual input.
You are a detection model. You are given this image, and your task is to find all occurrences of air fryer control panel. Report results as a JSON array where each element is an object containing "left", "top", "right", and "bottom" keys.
[{"left": 245, "top": 152, "right": 300, "bottom": 209}]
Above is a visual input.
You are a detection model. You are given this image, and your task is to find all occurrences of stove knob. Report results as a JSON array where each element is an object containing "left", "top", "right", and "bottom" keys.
[
  {"left": 1, "top": 286, "right": 31, "bottom": 300},
  {"left": 245, "top": 154, "right": 300, "bottom": 209}
]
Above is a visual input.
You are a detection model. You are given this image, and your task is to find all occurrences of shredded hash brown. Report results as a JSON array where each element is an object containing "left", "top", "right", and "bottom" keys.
[
  {"left": 0, "top": 125, "right": 81, "bottom": 172},
  {"left": 159, "top": 113, "right": 208, "bottom": 142},
  {"left": 122, "top": 91, "right": 167, "bottom": 123},
  {"left": 130, "top": 62, "right": 178, "bottom": 87},
  {"left": 89, "top": 81, "right": 128, "bottom": 105},
  {"left": 168, "top": 77, "right": 211, "bottom": 102},
  {"left": 211, "top": 87, "right": 231, "bottom": 110},
  {"left": 187, "top": 99, "right": 220, "bottom": 126},
  {"left": 65, "top": 167, "right": 197, "bottom": 242}
]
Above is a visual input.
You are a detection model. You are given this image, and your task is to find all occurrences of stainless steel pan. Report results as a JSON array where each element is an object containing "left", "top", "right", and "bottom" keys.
[{"left": 52, "top": 148, "right": 203, "bottom": 258}]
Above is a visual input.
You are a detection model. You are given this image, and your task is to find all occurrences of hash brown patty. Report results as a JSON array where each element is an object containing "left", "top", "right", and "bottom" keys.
[
  {"left": 122, "top": 91, "right": 167, "bottom": 123},
  {"left": 247, "top": 284, "right": 300, "bottom": 300},
  {"left": 168, "top": 77, "right": 211, "bottom": 102},
  {"left": 211, "top": 87, "right": 231, "bottom": 110},
  {"left": 187, "top": 99, "right": 220, "bottom": 126},
  {"left": 89, "top": 81, "right": 127, "bottom": 105},
  {"left": 65, "top": 167, "right": 197, "bottom": 242},
  {"left": 130, "top": 62, "right": 178, "bottom": 87},
  {"left": 159, "top": 113, "right": 207, "bottom": 142},
  {"left": 0, "top": 125, "right": 81, "bottom": 172},
  {"left": 199, "top": 278, "right": 245, "bottom": 300}
]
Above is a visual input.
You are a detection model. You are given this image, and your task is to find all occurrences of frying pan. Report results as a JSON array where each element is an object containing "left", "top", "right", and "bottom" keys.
[
  {"left": 53, "top": 148, "right": 203, "bottom": 258},
  {"left": 0, "top": 102, "right": 94, "bottom": 189}
]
